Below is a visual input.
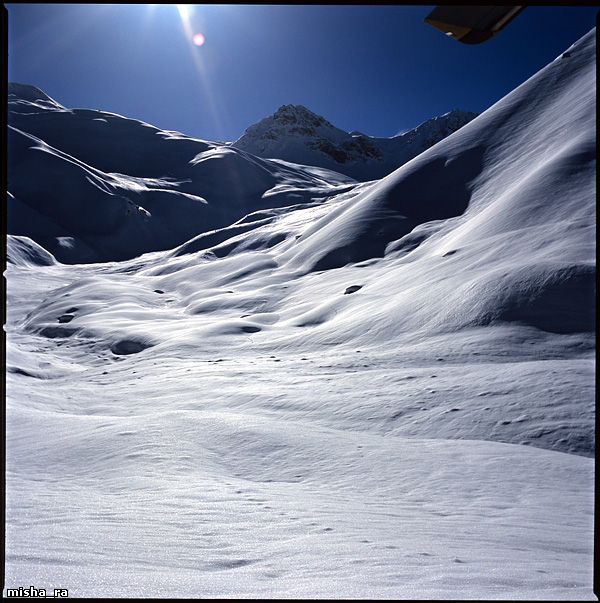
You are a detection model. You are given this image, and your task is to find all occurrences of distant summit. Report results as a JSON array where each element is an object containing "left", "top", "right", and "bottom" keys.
[
  {"left": 272, "top": 104, "right": 332, "bottom": 129},
  {"left": 232, "top": 104, "right": 478, "bottom": 181},
  {"left": 233, "top": 104, "right": 383, "bottom": 167}
]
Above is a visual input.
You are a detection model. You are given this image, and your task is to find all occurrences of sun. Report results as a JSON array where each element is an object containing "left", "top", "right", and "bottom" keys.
[
  {"left": 173, "top": 3, "right": 224, "bottom": 139},
  {"left": 177, "top": 5, "right": 205, "bottom": 47}
]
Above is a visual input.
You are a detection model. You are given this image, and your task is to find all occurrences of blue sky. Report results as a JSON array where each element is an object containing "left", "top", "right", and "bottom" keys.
[{"left": 6, "top": 4, "right": 598, "bottom": 142}]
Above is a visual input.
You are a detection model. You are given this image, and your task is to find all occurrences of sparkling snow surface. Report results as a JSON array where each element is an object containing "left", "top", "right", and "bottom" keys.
[{"left": 4, "top": 31, "right": 596, "bottom": 599}]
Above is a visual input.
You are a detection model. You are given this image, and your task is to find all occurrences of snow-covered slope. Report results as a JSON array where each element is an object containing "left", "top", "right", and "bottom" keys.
[
  {"left": 4, "top": 29, "right": 596, "bottom": 600},
  {"left": 7, "top": 89, "right": 355, "bottom": 263},
  {"left": 232, "top": 104, "right": 478, "bottom": 181},
  {"left": 8, "top": 81, "right": 66, "bottom": 110}
]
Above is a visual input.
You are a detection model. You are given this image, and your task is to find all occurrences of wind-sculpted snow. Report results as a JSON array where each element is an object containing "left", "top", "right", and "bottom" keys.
[
  {"left": 6, "top": 232, "right": 57, "bottom": 267},
  {"left": 7, "top": 95, "right": 356, "bottom": 263},
  {"left": 4, "top": 30, "right": 596, "bottom": 600},
  {"left": 280, "top": 145, "right": 485, "bottom": 272}
]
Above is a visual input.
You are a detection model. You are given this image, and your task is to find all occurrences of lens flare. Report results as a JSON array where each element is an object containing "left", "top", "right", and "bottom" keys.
[{"left": 175, "top": 4, "right": 227, "bottom": 140}]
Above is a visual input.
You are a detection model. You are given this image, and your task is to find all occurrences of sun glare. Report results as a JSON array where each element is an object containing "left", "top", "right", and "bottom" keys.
[
  {"left": 177, "top": 4, "right": 205, "bottom": 47},
  {"left": 173, "top": 3, "right": 225, "bottom": 140}
]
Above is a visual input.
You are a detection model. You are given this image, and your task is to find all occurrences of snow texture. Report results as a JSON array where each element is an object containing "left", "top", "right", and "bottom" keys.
[{"left": 4, "top": 29, "right": 596, "bottom": 600}]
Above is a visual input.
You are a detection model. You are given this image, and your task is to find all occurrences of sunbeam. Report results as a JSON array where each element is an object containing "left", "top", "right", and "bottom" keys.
[{"left": 175, "top": 4, "right": 227, "bottom": 141}]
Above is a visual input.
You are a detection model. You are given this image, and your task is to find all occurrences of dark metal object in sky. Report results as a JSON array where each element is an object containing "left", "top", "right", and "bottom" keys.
[{"left": 424, "top": 6, "right": 526, "bottom": 44}]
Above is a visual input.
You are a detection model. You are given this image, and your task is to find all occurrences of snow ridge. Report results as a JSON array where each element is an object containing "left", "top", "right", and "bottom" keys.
[{"left": 8, "top": 82, "right": 66, "bottom": 111}]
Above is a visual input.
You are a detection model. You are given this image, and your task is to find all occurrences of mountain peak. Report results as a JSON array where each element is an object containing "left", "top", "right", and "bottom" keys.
[
  {"left": 233, "top": 105, "right": 478, "bottom": 181},
  {"left": 272, "top": 104, "right": 331, "bottom": 129}
]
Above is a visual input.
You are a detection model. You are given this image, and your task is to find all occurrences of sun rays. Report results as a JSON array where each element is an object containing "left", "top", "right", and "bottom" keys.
[{"left": 174, "top": 4, "right": 227, "bottom": 141}]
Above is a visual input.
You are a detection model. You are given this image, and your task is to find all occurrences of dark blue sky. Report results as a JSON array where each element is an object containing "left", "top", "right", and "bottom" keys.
[{"left": 6, "top": 4, "right": 598, "bottom": 142}]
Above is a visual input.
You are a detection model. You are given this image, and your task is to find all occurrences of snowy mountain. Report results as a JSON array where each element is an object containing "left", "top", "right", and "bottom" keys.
[
  {"left": 232, "top": 104, "right": 478, "bottom": 181},
  {"left": 7, "top": 87, "right": 355, "bottom": 263},
  {"left": 4, "top": 29, "right": 596, "bottom": 600},
  {"left": 7, "top": 85, "right": 474, "bottom": 264}
]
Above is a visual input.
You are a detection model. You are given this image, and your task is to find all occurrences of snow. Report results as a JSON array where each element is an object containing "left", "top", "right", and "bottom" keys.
[
  {"left": 7, "top": 81, "right": 66, "bottom": 111},
  {"left": 7, "top": 101, "right": 355, "bottom": 264},
  {"left": 4, "top": 29, "right": 596, "bottom": 599},
  {"left": 232, "top": 104, "right": 478, "bottom": 181}
]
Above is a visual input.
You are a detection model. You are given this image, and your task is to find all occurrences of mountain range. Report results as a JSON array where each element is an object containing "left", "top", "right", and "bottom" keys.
[
  {"left": 7, "top": 86, "right": 475, "bottom": 262},
  {"left": 232, "top": 104, "right": 478, "bottom": 181}
]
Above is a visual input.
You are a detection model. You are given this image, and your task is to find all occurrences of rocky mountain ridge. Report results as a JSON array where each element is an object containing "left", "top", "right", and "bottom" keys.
[{"left": 233, "top": 104, "right": 478, "bottom": 181}]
